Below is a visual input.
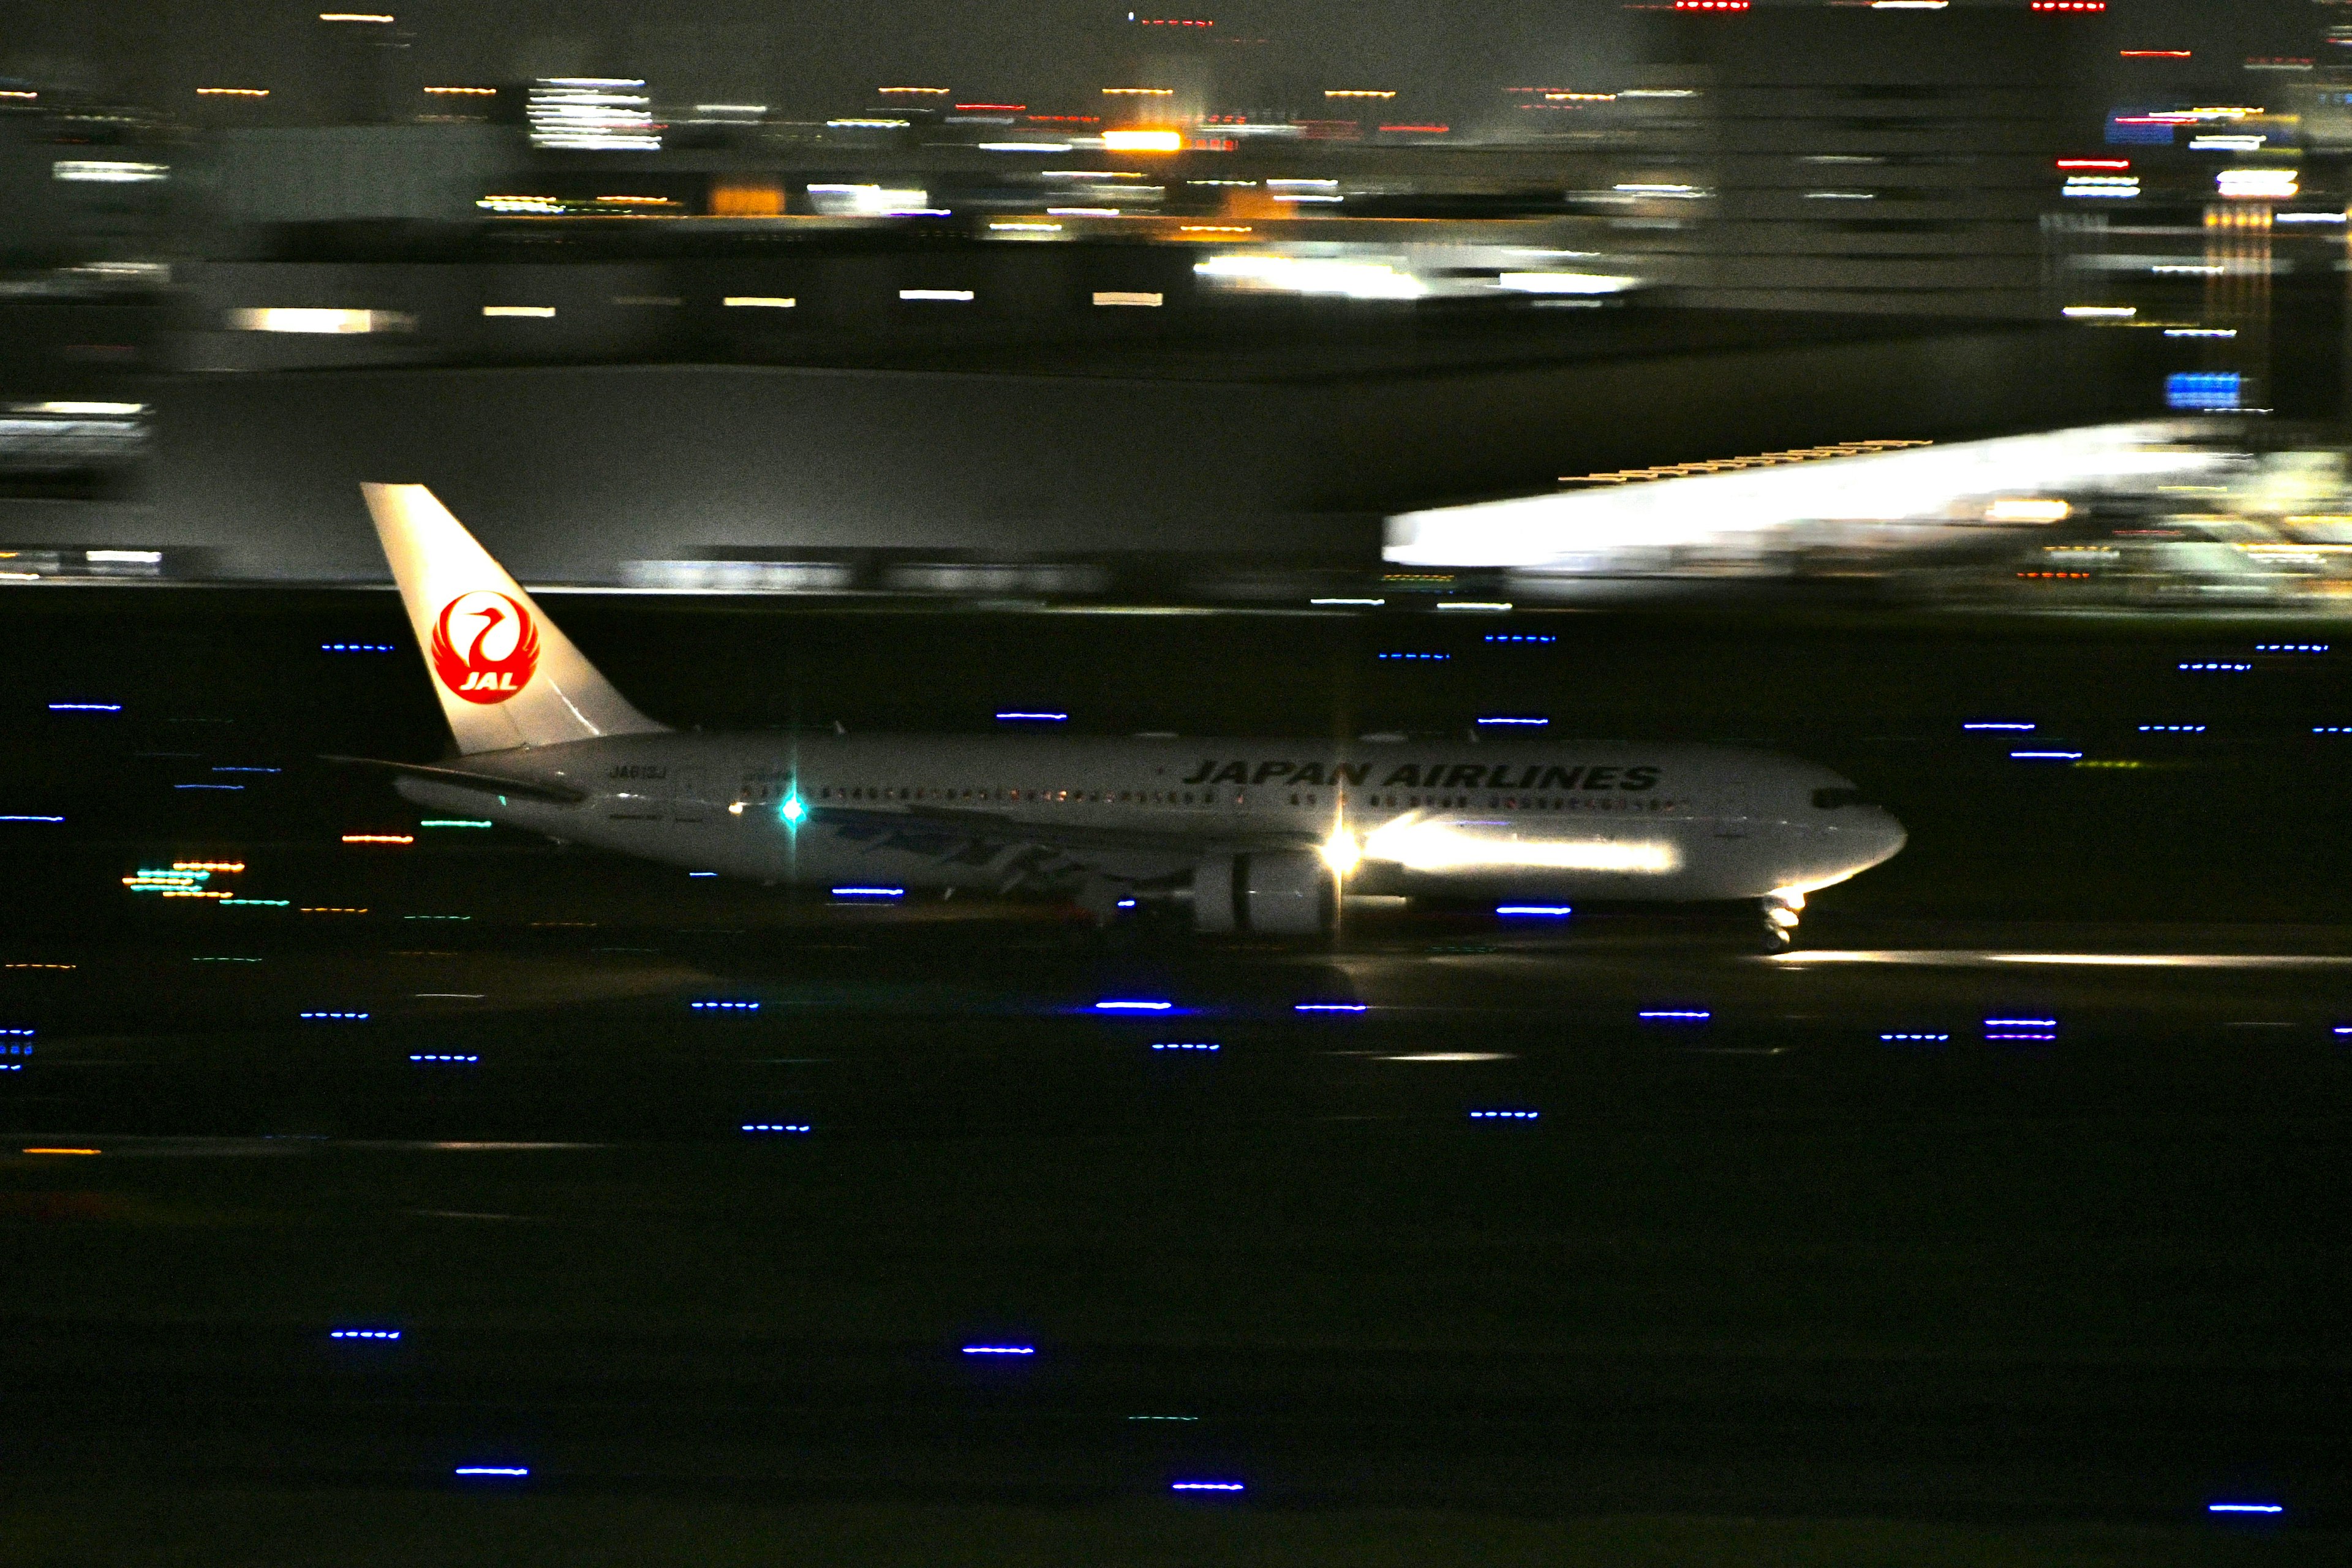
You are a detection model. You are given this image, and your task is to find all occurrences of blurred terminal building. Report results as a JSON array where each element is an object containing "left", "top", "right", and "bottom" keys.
[{"left": 0, "top": 2, "right": 2343, "bottom": 590}]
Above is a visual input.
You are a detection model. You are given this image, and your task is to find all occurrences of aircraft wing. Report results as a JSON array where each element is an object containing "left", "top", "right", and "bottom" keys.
[
  {"left": 806, "top": 802, "right": 1317, "bottom": 860},
  {"left": 321, "top": 755, "right": 590, "bottom": 806}
]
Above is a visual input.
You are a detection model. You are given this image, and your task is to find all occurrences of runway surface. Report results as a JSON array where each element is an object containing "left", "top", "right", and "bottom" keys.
[{"left": 1, "top": 592, "right": 2347, "bottom": 1562}]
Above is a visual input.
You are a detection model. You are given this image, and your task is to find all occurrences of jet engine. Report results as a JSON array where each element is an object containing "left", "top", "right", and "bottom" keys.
[{"left": 1192, "top": 851, "right": 1336, "bottom": 935}]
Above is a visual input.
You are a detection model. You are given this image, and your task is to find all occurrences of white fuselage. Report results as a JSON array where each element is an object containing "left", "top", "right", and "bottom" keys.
[{"left": 396, "top": 732, "right": 1907, "bottom": 907}]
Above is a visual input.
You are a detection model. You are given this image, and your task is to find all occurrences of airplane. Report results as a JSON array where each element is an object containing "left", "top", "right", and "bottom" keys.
[{"left": 341, "top": 483, "right": 1907, "bottom": 948}]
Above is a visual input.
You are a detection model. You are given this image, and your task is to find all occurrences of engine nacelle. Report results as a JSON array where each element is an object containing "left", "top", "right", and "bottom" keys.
[{"left": 1193, "top": 851, "right": 1336, "bottom": 935}]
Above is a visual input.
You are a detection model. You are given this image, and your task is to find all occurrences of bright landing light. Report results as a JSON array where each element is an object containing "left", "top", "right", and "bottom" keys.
[
  {"left": 1319, "top": 826, "right": 1362, "bottom": 876},
  {"left": 1362, "top": 818, "right": 1679, "bottom": 874}
]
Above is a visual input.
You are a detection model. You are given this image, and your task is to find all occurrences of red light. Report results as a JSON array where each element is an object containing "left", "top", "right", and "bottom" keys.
[
  {"left": 2057, "top": 158, "right": 2130, "bottom": 170},
  {"left": 1379, "top": 124, "right": 1449, "bottom": 133}
]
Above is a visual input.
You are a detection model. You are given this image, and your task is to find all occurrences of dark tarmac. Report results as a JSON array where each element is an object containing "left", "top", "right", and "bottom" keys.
[{"left": 1, "top": 591, "right": 2348, "bottom": 1564}]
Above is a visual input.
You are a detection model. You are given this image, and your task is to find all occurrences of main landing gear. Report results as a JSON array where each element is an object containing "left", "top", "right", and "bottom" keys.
[{"left": 1759, "top": 893, "right": 1803, "bottom": 953}]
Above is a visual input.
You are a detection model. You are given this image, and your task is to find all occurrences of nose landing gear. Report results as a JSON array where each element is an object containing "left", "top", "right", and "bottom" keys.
[{"left": 1760, "top": 892, "right": 1803, "bottom": 952}]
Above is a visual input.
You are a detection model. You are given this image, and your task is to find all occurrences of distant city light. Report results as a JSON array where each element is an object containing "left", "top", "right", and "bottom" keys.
[
  {"left": 53, "top": 161, "right": 168, "bottom": 183},
  {"left": 528, "top": 78, "right": 658, "bottom": 151},
  {"left": 722, "top": 296, "right": 796, "bottom": 308},
  {"left": 2218, "top": 168, "right": 2297, "bottom": 200},
  {"left": 1102, "top": 129, "right": 1183, "bottom": 151},
  {"left": 2167, "top": 372, "right": 2244, "bottom": 411}
]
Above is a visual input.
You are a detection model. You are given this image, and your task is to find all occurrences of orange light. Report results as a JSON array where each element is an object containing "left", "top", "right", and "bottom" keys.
[
  {"left": 22, "top": 1148, "right": 99, "bottom": 1156},
  {"left": 300, "top": 907, "right": 370, "bottom": 914},
  {"left": 197, "top": 87, "right": 270, "bottom": 97},
  {"left": 2120, "top": 50, "right": 2191, "bottom": 58},
  {"left": 424, "top": 86, "right": 497, "bottom": 95},
  {"left": 173, "top": 861, "right": 244, "bottom": 872},
  {"left": 4, "top": 963, "right": 75, "bottom": 970},
  {"left": 341, "top": 834, "right": 414, "bottom": 845}
]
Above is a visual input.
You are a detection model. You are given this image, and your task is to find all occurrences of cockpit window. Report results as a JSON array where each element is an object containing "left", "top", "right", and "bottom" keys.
[{"left": 1812, "top": 786, "right": 1871, "bottom": 810}]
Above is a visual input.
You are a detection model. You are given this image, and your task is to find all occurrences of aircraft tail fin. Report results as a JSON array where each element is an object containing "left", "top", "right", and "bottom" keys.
[{"left": 361, "top": 483, "right": 668, "bottom": 755}]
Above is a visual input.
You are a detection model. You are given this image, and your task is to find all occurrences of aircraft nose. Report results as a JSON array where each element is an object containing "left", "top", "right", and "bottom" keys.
[{"left": 1871, "top": 810, "right": 1909, "bottom": 865}]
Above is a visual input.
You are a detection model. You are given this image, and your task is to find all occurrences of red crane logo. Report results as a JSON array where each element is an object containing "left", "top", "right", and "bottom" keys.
[{"left": 430, "top": 591, "right": 540, "bottom": 705}]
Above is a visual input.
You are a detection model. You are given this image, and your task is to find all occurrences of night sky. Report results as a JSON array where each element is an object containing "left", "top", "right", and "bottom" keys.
[{"left": 0, "top": 1, "right": 2329, "bottom": 119}]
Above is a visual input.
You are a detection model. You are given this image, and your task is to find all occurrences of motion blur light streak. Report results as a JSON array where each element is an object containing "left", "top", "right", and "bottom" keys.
[
  {"left": 1094, "top": 1000, "right": 1175, "bottom": 1011},
  {"left": 1363, "top": 818, "right": 1680, "bottom": 875},
  {"left": 1495, "top": 905, "right": 1573, "bottom": 918},
  {"left": 962, "top": 1345, "right": 1035, "bottom": 1355},
  {"left": 453, "top": 1467, "right": 529, "bottom": 1478},
  {"left": 2207, "top": 1503, "right": 2285, "bottom": 1515}
]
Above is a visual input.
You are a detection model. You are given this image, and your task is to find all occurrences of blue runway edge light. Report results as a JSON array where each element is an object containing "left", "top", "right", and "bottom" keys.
[
  {"left": 2207, "top": 1502, "right": 2284, "bottom": 1515},
  {"left": 299, "top": 1011, "right": 369, "bottom": 1021},
  {"left": 454, "top": 1466, "right": 529, "bottom": 1478},
  {"left": 409, "top": 1054, "right": 478, "bottom": 1064},
  {"left": 1294, "top": 1002, "right": 1366, "bottom": 1014},
  {"left": 692, "top": 1000, "right": 760, "bottom": 1012},
  {"left": 995, "top": 712, "right": 1068, "bottom": 722},
  {"left": 1475, "top": 716, "right": 1549, "bottom": 727},
  {"left": 1638, "top": 1009, "right": 1710, "bottom": 1022},
  {"left": 1469, "top": 1109, "right": 1539, "bottom": 1121},
  {"left": 831, "top": 886, "right": 904, "bottom": 898},
  {"left": 47, "top": 703, "right": 121, "bottom": 712},
  {"left": 321, "top": 643, "right": 395, "bottom": 653},
  {"left": 1095, "top": 999, "right": 1175, "bottom": 1012},
  {"left": 330, "top": 1329, "right": 401, "bottom": 1341},
  {"left": 1962, "top": 721, "right": 2035, "bottom": 731},
  {"left": 1152, "top": 1041, "right": 1219, "bottom": 1052},
  {"left": 1496, "top": 905, "right": 1572, "bottom": 918},
  {"left": 741, "top": 1123, "right": 811, "bottom": 1134},
  {"left": 1484, "top": 633, "right": 1556, "bottom": 644},
  {"left": 1172, "top": 1480, "right": 1245, "bottom": 1493},
  {"left": 962, "top": 1344, "right": 1035, "bottom": 1355}
]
